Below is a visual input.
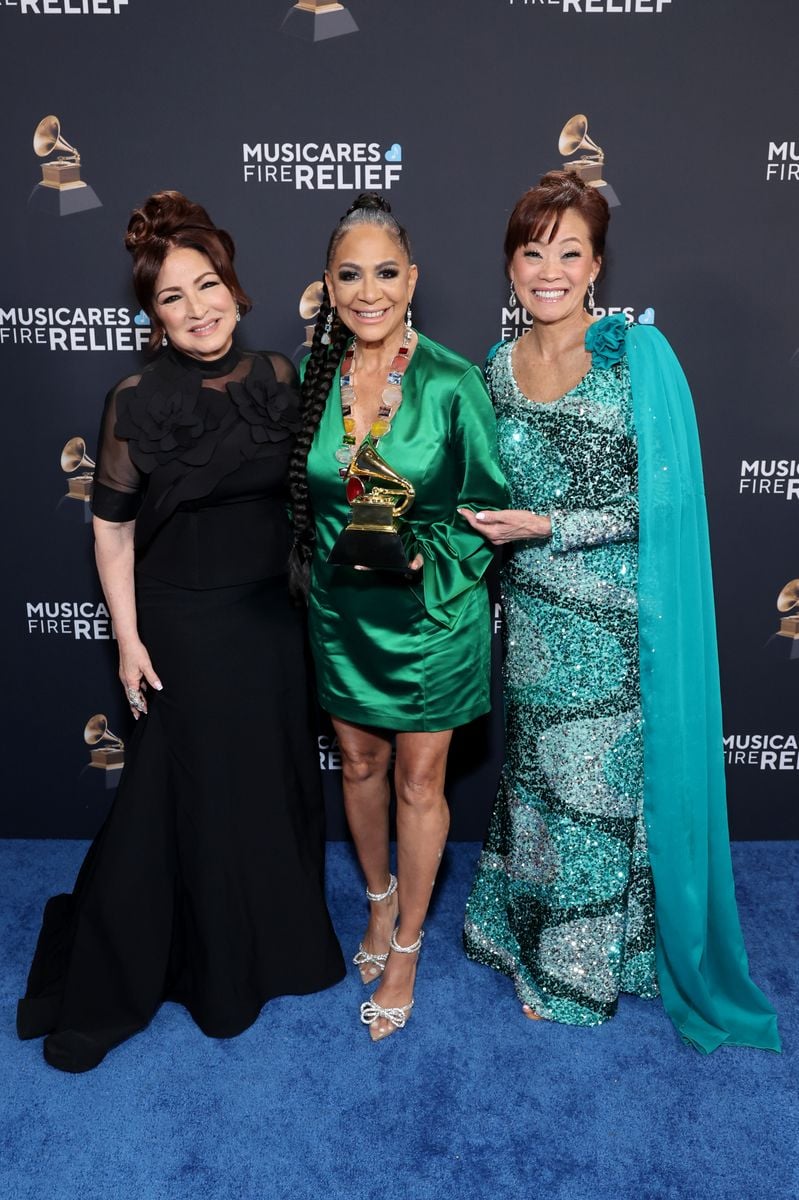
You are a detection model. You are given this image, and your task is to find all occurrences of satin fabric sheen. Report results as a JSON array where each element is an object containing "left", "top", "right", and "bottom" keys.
[{"left": 306, "top": 332, "right": 509, "bottom": 731}]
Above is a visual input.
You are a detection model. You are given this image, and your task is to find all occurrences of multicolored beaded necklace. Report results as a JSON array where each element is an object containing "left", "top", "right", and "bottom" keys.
[{"left": 335, "top": 327, "right": 413, "bottom": 502}]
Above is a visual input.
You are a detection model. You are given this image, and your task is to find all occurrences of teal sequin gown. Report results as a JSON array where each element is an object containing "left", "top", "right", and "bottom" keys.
[
  {"left": 464, "top": 324, "right": 658, "bottom": 1025},
  {"left": 466, "top": 315, "right": 780, "bottom": 1053}
]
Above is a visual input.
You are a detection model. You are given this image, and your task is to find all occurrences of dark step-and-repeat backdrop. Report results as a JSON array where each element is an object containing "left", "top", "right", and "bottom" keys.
[{"left": 1, "top": 0, "right": 797, "bottom": 840}]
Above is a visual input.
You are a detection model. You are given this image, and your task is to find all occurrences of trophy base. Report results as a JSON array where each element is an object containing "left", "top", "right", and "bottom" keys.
[
  {"left": 328, "top": 529, "right": 409, "bottom": 571},
  {"left": 765, "top": 633, "right": 799, "bottom": 661},
  {"left": 590, "top": 180, "right": 620, "bottom": 209},
  {"left": 28, "top": 181, "right": 102, "bottom": 217},
  {"left": 66, "top": 476, "right": 93, "bottom": 500},
  {"left": 281, "top": 4, "right": 358, "bottom": 40},
  {"left": 89, "top": 747, "right": 125, "bottom": 769}
]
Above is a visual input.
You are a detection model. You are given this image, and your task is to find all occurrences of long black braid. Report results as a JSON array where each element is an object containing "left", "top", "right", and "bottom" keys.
[
  {"left": 288, "top": 284, "right": 349, "bottom": 600},
  {"left": 288, "top": 192, "right": 413, "bottom": 602}
]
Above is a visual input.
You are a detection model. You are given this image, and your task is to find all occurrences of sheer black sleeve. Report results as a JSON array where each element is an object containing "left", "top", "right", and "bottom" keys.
[
  {"left": 262, "top": 351, "right": 299, "bottom": 389},
  {"left": 91, "top": 376, "right": 144, "bottom": 523}
]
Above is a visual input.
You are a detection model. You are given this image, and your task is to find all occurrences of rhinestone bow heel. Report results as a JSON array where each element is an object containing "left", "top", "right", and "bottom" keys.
[
  {"left": 360, "top": 929, "right": 424, "bottom": 1042},
  {"left": 353, "top": 873, "right": 398, "bottom": 984}
]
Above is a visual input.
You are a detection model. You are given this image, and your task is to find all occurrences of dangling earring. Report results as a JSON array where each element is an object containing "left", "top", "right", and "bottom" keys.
[
  {"left": 161, "top": 333, "right": 168, "bottom": 348},
  {"left": 587, "top": 278, "right": 596, "bottom": 313},
  {"left": 235, "top": 303, "right": 241, "bottom": 324},
  {"left": 406, "top": 303, "right": 413, "bottom": 331},
  {"left": 509, "top": 281, "right": 517, "bottom": 307},
  {"left": 321, "top": 307, "right": 335, "bottom": 346}
]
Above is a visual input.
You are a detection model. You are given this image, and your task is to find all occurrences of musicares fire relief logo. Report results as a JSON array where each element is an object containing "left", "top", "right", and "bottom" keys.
[
  {"left": 766, "top": 141, "right": 799, "bottom": 182},
  {"left": 724, "top": 734, "right": 799, "bottom": 771},
  {"left": 2, "top": 0, "right": 129, "bottom": 12},
  {"left": 0, "top": 306, "right": 150, "bottom": 351},
  {"left": 507, "top": 0, "right": 673, "bottom": 12},
  {"left": 27, "top": 601, "right": 114, "bottom": 639},
  {"left": 738, "top": 460, "right": 799, "bottom": 501},
  {"left": 318, "top": 734, "right": 342, "bottom": 770},
  {"left": 242, "top": 141, "right": 403, "bottom": 190}
]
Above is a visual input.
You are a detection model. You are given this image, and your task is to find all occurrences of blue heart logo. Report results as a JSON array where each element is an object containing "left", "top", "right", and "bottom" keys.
[
  {"left": 384, "top": 143, "right": 402, "bottom": 163},
  {"left": 134, "top": 309, "right": 151, "bottom": 327},
  {"left": 637, "top": 307, "right": 655, "bottom": 325}
]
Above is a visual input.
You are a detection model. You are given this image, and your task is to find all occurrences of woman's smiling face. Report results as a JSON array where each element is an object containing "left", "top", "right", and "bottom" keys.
[
  {"left": 154, "top": 246, "right": 238, "bottom": 360},
  {"left": 509, "top": 207, "right": 600, "bottom": 327},
  {"left": 326, "top": 225, "right": 417, "bottom": 348}
]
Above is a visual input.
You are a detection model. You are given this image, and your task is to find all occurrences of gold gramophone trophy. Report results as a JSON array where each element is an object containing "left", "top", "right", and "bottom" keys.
[
  {"left": 61, "top": 437, "right": 95, "bottom": 501},
  {"left": 29, "top": 115, "right": 102, "bottom": 216},
  {"left": 776, "top": 580, "right": 799, "bottom": 640},
  {"left": 558, "top": 114, "right": 620, "bottom": 208},
  {"left": 84, "top": 714, "right": 125, "bottom": 770},
  {"left": 328, "top": 440, "right": 416, "bottom": 570},
  {"left": 281, "top": 0, "right": 358, "bottom": 41}
]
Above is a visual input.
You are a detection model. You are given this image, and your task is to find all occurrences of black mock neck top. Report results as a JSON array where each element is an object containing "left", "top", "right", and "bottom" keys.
[{"left": 91, "top": 345, "right": 301, "bottom": 589}]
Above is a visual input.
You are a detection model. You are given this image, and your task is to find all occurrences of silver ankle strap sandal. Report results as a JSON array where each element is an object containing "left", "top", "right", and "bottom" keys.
[
  {"left": 359, "top": 929, "right": 424, "bottom": 1032},
  {"left": 352, "top": 874, "right": 399, "bottom": 975}
]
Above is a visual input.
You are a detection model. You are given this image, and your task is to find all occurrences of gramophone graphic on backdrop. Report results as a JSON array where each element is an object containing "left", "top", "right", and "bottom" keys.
[
  {"left": 292, "top": 280, "right": 325, "bottom": 362},
  {"left": 769, "top": 579, "right": 799, "bottom": 661},
  {"left": 29, "top": 115, "right": 102, "bottom": 216},
  {"left": 558, "top": 114, "right": 620, "bottom": 208},
  {"left": 61, "top": 437, "right": 95, "bottom": 502},
  {"left": 84, "top": 714, "right": 125, "bottom": 772},
  {"left": 281, "top": 0, "right": 358, "bottom": 41}
]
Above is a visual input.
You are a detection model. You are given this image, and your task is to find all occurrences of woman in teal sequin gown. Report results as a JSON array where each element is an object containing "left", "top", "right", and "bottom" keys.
[{"left": 463, "top": 172, "right": 780, "bottom": 1052}]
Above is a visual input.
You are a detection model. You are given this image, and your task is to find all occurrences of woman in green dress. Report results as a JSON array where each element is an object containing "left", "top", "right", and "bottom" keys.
[
  {"left": 290, "top": 193, "right": 508, "bottom": 1041},
  {"left": 463, "top": 171, "right": 780, "bottom": 1053}
]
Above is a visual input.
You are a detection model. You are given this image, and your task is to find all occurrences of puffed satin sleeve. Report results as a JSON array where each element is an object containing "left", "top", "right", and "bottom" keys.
[
  {"left": 406, "top": 365, "right": 509, "bottom": 629},
  {"left": 90, "top": 380, "right": 144, "bottom": 523}
]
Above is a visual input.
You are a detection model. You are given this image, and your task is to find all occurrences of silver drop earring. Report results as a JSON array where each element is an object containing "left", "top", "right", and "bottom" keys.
[
  {"left": 509, "top": 281, "right": 517, "bottom": 307},
  {"left": 161, "top": 333, "right": 168, "bottom": 348},
  {"left": 406, "top": 303, "right": 413, "bottom": 331},
  {"left": 587, "top": 278, "right": 596, "bottom": 313},
  {"left": 235, "top": 303, "right": 241, "bottom": 324},
  {"left": 321, "top": 307, "right": 334, "bottom": 346}
]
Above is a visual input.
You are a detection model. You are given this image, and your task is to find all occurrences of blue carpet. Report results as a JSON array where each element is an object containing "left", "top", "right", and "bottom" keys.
[{"left": 1, "top": 840, "right": 796, "bottom": 1200}]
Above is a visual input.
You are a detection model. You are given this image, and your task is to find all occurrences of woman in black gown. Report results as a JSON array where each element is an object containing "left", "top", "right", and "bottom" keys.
[{"left": 17, "top": 191, "right": 344, "bottom": 1072}]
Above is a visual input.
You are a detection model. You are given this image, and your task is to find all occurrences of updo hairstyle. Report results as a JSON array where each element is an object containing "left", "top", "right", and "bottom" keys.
[
  {"left": 288, "top": 192, "right": 413, "bottom": 601},
  {"left": 504, "top": 170, "right": 610, "bottom": 267},
  {"left": 124, "top": 190, "right": 252, "bottom": 349}
]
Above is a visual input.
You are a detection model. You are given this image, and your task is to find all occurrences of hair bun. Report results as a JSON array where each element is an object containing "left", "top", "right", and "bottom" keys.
[
  {"left": 124, "top": 190, "right": 218, "bottom": 254},
  {"left": 345, "top": 191, "right": 392, "bottom": 218}
]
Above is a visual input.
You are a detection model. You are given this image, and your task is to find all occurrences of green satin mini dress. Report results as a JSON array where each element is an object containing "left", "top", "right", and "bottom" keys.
[{"left": 306, "top": 332, "right": 509, "bottom": 732}]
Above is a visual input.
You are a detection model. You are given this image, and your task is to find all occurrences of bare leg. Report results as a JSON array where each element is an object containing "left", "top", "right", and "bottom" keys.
[
  {"left": 331, "top": 717, "right": 398, "bottom": 981},
  {"left": 367, "top": 728, "right": 453, "bottom": 1040}
]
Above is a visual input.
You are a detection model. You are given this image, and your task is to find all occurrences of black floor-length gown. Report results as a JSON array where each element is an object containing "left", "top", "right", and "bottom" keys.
[{"left": 17, "top": 343, "right": 345, "bottom": 1072}]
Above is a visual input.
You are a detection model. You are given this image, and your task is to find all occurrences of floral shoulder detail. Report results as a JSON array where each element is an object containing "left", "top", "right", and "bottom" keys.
[
  {"left": 585, "top": 312, "right": 633, "bottom": 370},
  {"left": 115, "top": 352, "right": 300, "bottom": 474},
  {"left": 226, "top": 354, "right": 302, "bottom": 446}
]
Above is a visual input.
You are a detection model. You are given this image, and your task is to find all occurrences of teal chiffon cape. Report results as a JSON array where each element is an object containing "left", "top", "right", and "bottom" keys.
[{"left": 619, "top": 318, "right": 780, "bottom": 1053}]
